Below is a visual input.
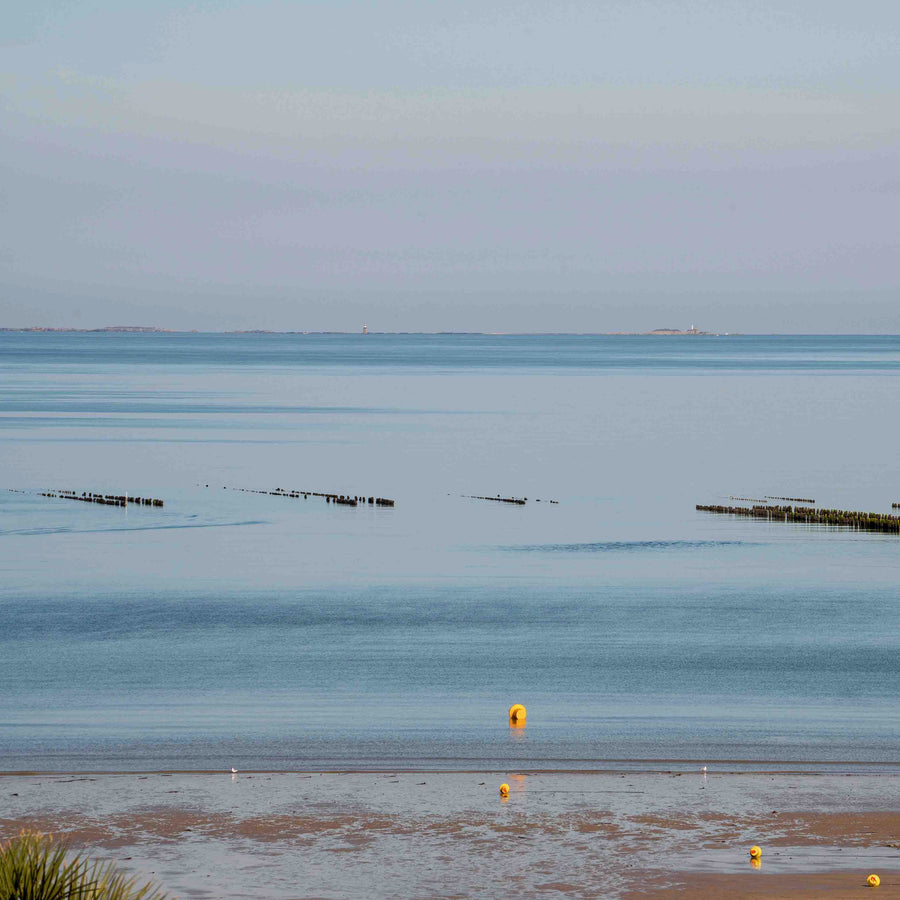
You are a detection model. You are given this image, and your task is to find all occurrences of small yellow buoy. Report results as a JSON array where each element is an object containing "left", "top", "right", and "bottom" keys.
[
  {"left": 499, "top": 783, "right": 510, "bottom": 796},
  {"left": 867, "top": 874, "right": 880, "bottom": 887},
  {"left": 749, "top": 846, "right": 762, "bottom": 859},
  {"left": 509, "top": 704, "right": 527, "bottom": 727}
]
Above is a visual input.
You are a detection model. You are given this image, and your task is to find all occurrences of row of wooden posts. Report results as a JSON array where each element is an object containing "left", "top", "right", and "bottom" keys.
[
  {"left": 730, "top": 494, "right": 815, "bottom": 504},
  {"left": 697, "top": 503, "right": 900, "bottom": 534},
  {"left": 221, "top": 485, "right": 395, "bottom": 507},
  {"left": 41, "top": 490, "right": 164, "bottom": 508},
  {"left": 462, "top": 494, "right": 559, "bottom": 505}
]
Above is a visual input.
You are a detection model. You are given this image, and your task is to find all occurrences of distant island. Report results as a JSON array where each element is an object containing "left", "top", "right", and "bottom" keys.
[
  {"left": 648, "top": 326, "right": 712, "bottom": 335},
  {"left": 606, "top": 326, "right": 722, "bottom": 336}
]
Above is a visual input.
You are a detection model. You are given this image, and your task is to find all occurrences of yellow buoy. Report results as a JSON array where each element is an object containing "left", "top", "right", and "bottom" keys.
[
  {"left": 867, "top": 874, "right": 880, "bottom": 887},
  {"left": 499, "top": 783, "right": 510, "bottom": 796},
  {"left": 749, "top": 846, "right": 762, "bottom": 859},
  {"left": 509, "top": 704, "right": 527, "bottom": 727}
]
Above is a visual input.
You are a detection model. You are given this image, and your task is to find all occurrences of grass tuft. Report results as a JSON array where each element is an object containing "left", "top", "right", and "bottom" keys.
[{"left": 0, "top": 831, "right": 169, "bottom": 900}]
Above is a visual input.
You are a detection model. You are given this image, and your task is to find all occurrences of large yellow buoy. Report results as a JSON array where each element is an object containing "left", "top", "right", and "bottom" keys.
[
  {"left": 749, "top": 846, "right": 762, "bottom": 859},
  {"left": 867, "top": 874, "right": 880, "bottom": 887},
  {"left": 499, "top": 783, "right": 510, "bottom": 796},
  {"left": 509, "top": 704, "right": 527, "bottom": 727}
]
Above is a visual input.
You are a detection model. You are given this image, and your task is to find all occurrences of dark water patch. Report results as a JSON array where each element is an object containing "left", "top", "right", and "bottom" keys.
[
  {"left": 501, "top": 540, "right": 753, "bottom": 553},
  {"left": 1, "top": 582, "right": 890, "bottom": 642},
  {"left": 0, "top": 519, "right": 266, "bottom": 537},
  {"left": 0, "top": 402, "right": 453, "bottom": 415},
  {"left": 0, "top": 437, "right": 358, "bottom": 445}
]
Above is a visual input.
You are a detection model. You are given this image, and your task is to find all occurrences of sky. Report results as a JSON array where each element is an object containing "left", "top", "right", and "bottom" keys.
[{"left": 2, "top": 1, "right": 899, "bottom": 333}]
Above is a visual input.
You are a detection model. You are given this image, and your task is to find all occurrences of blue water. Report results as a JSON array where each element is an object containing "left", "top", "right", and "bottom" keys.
[{"left": 2, "top": 333, "right": 900, "bottom": 771}]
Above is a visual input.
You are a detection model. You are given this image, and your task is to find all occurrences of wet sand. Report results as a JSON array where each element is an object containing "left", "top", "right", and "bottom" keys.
[{"left": 1, "top": 771, "right": 899, "bottom": 898}]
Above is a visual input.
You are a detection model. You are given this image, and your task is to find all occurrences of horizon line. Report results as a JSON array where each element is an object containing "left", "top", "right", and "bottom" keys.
[{"left": 5, "top": 327, "right": 899, "bottom": 336}]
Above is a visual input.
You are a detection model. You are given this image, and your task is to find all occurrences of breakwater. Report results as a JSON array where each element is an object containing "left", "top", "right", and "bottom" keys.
[
  {"left": 730, "top": 494, "right": 815, "bottom": 504},
  {"left": 40, "top": 490, "right": 164, "bottom": 508},
  {"left": 215, "top": 485, "right": 395, "bottom": 507},
  {"left": 460, "top": 494, "right": 559, "bottom": 505},
  {"left": 697, "top": 503, "right": 900, "bottom": 534}
]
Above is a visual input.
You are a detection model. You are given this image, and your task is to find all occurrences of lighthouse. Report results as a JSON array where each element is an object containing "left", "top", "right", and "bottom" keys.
[{"left": 362, "top": 323, "right": 368, "bottom": 335}]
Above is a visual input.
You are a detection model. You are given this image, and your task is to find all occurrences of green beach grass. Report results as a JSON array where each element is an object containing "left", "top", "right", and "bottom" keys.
[{"left": 0, "top": 831, "right": 167, "bottom": 900}]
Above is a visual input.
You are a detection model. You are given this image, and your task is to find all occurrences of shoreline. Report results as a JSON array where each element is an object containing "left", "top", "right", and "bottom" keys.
[
  {"left": 3, "top": 770, "right": 898, "bottom": 898},
  {"left": 5, "top": 760, "right": 900, "bottom": 776}
]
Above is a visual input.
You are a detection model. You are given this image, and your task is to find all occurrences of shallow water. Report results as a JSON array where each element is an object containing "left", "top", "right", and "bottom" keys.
[{"left": 2, "top": 333, "right": 899, "bottom": 770}]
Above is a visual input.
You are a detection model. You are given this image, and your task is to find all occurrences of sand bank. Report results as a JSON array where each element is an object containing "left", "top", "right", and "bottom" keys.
[{"left": 2, "top": 771, "right": 898, "bottom": 898}]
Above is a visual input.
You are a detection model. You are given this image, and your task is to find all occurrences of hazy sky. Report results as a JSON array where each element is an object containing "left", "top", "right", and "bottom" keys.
[{"left": 3, "top": 1, "right": 899, "bottom": 332}]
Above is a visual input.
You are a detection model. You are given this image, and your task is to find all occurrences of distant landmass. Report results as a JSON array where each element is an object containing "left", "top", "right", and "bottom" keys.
[
  {"left": 0, "top": 325, "right": 732, "bottom": 335},
  {"left": 0, "top": 325, "right": 175, "bottom": 333}
]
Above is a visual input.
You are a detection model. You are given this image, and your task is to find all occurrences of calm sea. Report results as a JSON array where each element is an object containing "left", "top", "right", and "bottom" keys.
[{"left": 1, "top": 333, "right": 899, "bottom": 771}]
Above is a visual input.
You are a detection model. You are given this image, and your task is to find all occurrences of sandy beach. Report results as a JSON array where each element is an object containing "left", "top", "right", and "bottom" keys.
[{"left": 2, "top": 770, "right": 898, "bottom": 898}]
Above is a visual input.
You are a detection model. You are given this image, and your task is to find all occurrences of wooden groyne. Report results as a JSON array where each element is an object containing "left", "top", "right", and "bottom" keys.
[
  {"left": 697, "top": 503, "right": 900, "bottom": 534},
  {"left": 460, "top": 493, "right": 559, "bottom": 505},
  {"left": 465, "top": 494, "right": 527, "bottom": 505},
  {"left": 730, "top": 494, "right": 815, "bottom": 504},
  {"left": 40, "top": 490, "right": 163, "bottom": 508},
  {"left": 893, "top": 502, "right": 900, "bottom": 509},
  {"left": 214, "top": 485, "right": 395, "bottom": 508}
]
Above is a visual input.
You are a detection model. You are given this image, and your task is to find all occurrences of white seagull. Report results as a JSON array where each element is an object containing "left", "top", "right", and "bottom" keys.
[{"left": 231, "top": 767, "right": 238, "bottom": 775}]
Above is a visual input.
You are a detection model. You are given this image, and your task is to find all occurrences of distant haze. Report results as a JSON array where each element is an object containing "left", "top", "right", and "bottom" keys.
[{"left": 3, "top": 1, "right": 900, "bottom": 333}]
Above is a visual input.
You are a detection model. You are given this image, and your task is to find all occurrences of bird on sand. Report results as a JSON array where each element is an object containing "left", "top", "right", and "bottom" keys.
[{"left": 231, "top": 767, "right": 238, "bottom": 774}]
